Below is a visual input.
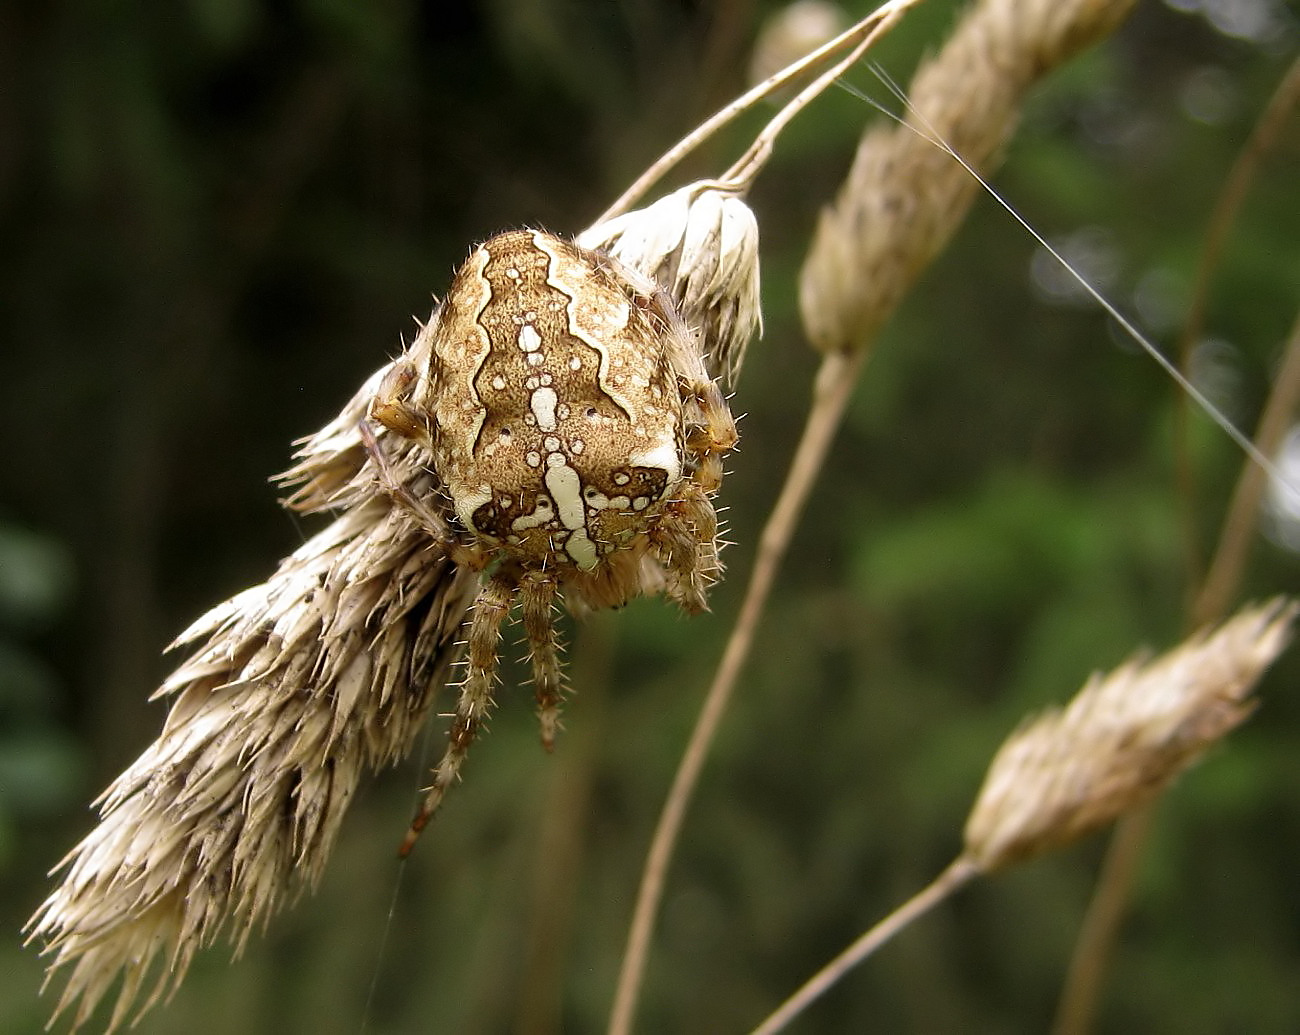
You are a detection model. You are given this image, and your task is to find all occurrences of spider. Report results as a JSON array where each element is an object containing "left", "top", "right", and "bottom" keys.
[{"left": 367, "top": 229, "right": 738, "bottom": 855}]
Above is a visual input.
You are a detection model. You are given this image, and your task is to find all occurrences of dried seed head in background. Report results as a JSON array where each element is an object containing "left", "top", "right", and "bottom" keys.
[
  {"left": 746, "top": 601, "right": 1297, "bottom": 1035},
  {"left": 963, "top": 598, "right": 1297, "bottom": 873},
  {"left": 799, "top": 0, "right": 1139, "bottom": 355}
]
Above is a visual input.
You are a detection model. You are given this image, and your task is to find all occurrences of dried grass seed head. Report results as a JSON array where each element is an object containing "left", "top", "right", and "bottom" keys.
[
  {"left": 579, "top": 181, "right": 762, "bottom": 385},
  {"left": 27, "top": 207, "right": 751, "bottom": 1032},
  {"left": 962, "top": 598, "right": 1297, "bottom": 873},
  {"left": 26, "top": 482, "right": 476, "bottom": 1031},
  {"left": 798, "top": 0, "right": 1139, "bottom": 354}
]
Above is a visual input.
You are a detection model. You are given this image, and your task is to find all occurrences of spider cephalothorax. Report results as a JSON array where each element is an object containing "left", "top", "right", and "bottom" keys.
[{"left": 369, "top": 229, "right": 737, "bottom": 852}]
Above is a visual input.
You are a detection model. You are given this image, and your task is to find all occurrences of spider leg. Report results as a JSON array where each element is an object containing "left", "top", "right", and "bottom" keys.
[
  {"left": 519, "top": 570, "right": 564, "bottom": 751},
  {"left": 370, "top": 359, "right": 427, "bottom": 440},
  {"left": 653, "top": 480, "right": 721, "bottom": 614},
  {"left": 399, "top": 573, "right": 514, "bottom": 857},
  {"left": 357, "top": 419, "right": 443, "bottom": 524},
  {"left": 682, "top": 379, "right": 738, "bottom": 493},
  {"left": 357, "top": 419, "right": 483, "bottom": 572}
]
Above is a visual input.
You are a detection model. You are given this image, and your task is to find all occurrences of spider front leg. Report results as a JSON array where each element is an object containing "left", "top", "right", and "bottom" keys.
[
  {"left": 682, "top": 378, "right": 738, "bottom": 493},
  {"left": 399, "top": 572, "right": 514, "bottom": 857},
  {"left": 519, "top": 570, "right": 565, "bottom": 751},
  {"left": 361, "top": 377, "right": 482, "bottom": 569},
  {"left": 370, "top": 359, "right": 428, "bottom": 440},
  {"left": 361, "top": 362, "right": 456, "bottom": 538},
  {"left": 653, "top": 479, "right": 721, "bottom": 615},
  {"left": 357, "top": 419, "right": 453, "bottom": 541}
]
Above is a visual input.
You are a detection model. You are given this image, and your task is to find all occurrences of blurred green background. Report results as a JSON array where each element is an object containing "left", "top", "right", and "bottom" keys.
[{"left": 3, "top": 1, "right": 1299, "bottom": 1032}]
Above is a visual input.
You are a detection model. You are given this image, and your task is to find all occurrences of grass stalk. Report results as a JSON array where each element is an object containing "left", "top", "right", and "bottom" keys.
[
  {"left": 1055, "top": 305, "right": 1300, "bottom": 1033},
  {"left": 1173, "top": 54, "right": 1300, "bottom": 592},
  {"left": 749, "top": 858, "right": 981, "bottom": 1035},
  {"left": 606, "top": 348, "right": 866, "bottom": 1035}
]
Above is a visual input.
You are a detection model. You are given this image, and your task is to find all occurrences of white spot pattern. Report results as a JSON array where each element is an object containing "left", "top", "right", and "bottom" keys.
[
  {"left": 518, "top": 324, "right": 542, "bottom": 352},
  {"left": 531, "top": 387, "right": 558, "bottom": 431}
]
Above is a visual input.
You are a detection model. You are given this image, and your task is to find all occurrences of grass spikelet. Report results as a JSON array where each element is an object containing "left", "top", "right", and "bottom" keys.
[
  {"left": 25, "top": 431, "right": 478, "bottom": 1030},
  {"left": 963, "top": 597, "right": 1297, "bottom": 871},
  {"left": 800, "top": 0, "right": 1139, "bottom": 354}
]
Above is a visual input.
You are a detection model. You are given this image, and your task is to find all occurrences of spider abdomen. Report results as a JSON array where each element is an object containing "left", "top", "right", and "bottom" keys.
[{"left": 427, "top": 229, "right": 687, "bottom": 571}]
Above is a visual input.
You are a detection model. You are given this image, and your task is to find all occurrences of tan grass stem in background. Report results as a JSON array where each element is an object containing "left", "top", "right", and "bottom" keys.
[
  {"left": 606, "top": 348, "right": 865, "bottom": 1035},
  {"left": 1056, "top": 305, "right": 1300, "bottom": 1035},
  {"left": 1055, "top": 309, "right": 1300, "bottom": 1035},
  {"left": 1058, "top": 310, "right": 1300, "bottom": 1035},
  {"left": 592, "top": 0, "right": 920, "bottom": 225},
  {"left": 1173, "top": 54, "right": 1300, "bottom": 597},
  {"left": 751, "top": 599, "right": 1297, "bottom": 1034},
  {"left": 608, "top": 0, "right": 1140, "bottom": 1032},
  {"left": 1194, "top": 308, "right": 1300, "bottom": 627}
]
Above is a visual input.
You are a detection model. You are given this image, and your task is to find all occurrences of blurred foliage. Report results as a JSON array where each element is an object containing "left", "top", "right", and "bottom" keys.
[
  {"left": 2, "top": 0, "right": 1299, "bottom": 1032},
  {"left": 0, "top": 526, "right": 82, "bottom": 861}
]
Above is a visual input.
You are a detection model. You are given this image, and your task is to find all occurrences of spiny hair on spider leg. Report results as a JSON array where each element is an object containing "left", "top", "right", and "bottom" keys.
[
  {"left": 518, "top": 636, "right": 568, "bottom": 661},
  {"left": 447, "top": 655, "right": 502, "bottom": 680}
]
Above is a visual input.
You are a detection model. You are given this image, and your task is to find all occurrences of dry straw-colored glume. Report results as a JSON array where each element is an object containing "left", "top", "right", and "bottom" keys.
[
  {"left": 579, "top": 182, "right": 763, "bottom": 386},
  {"left": 28, "top": 486, "right": 476, "bottom": 1030},
  {"left": 963, "top": 598, "right": 1297, "bottom": 872}
]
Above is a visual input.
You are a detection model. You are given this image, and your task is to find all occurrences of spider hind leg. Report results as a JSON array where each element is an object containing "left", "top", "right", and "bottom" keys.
[
  {"left": 520, "top": 571, "right": 565, "bottom": 751},
  {"left": 652, "top": 480, "right": 721, "bottom": 615},
  {"left": 399, "top": 573, "right": 514, "bottom": 857}
]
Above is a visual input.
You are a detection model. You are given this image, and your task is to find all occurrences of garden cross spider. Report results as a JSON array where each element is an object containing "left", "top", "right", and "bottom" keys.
[{"left": 367, "top": 229, "right": 738, "bottom": 854}]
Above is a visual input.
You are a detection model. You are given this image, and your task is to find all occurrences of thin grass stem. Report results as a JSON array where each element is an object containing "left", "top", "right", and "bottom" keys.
[
  {"left": 593, "top": 0, "right": 919, "bottom": 224},
  {"left": 1051, "top": 806, "right": 1154, "bottom": 1035},
  {"left": 606, "top": 348, "right": 866, "bottom": 1035},
  {"left": 1194, "top": 307, "right": 1300, "bottom": 625},
  {"left": 1055, "top": 306, "right": 1300, "bottom": 1033},
  {"left": 1173, "top": 54, "right": 1300, "bottom": 591},
  {"left": 749, "top": 857, "right": 980, "bottom": 1035}
]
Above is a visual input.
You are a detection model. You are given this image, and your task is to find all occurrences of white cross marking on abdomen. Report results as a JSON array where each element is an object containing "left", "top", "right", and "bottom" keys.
[{"left": 543, "top": 451, "right": 597, "bottom": 568}]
